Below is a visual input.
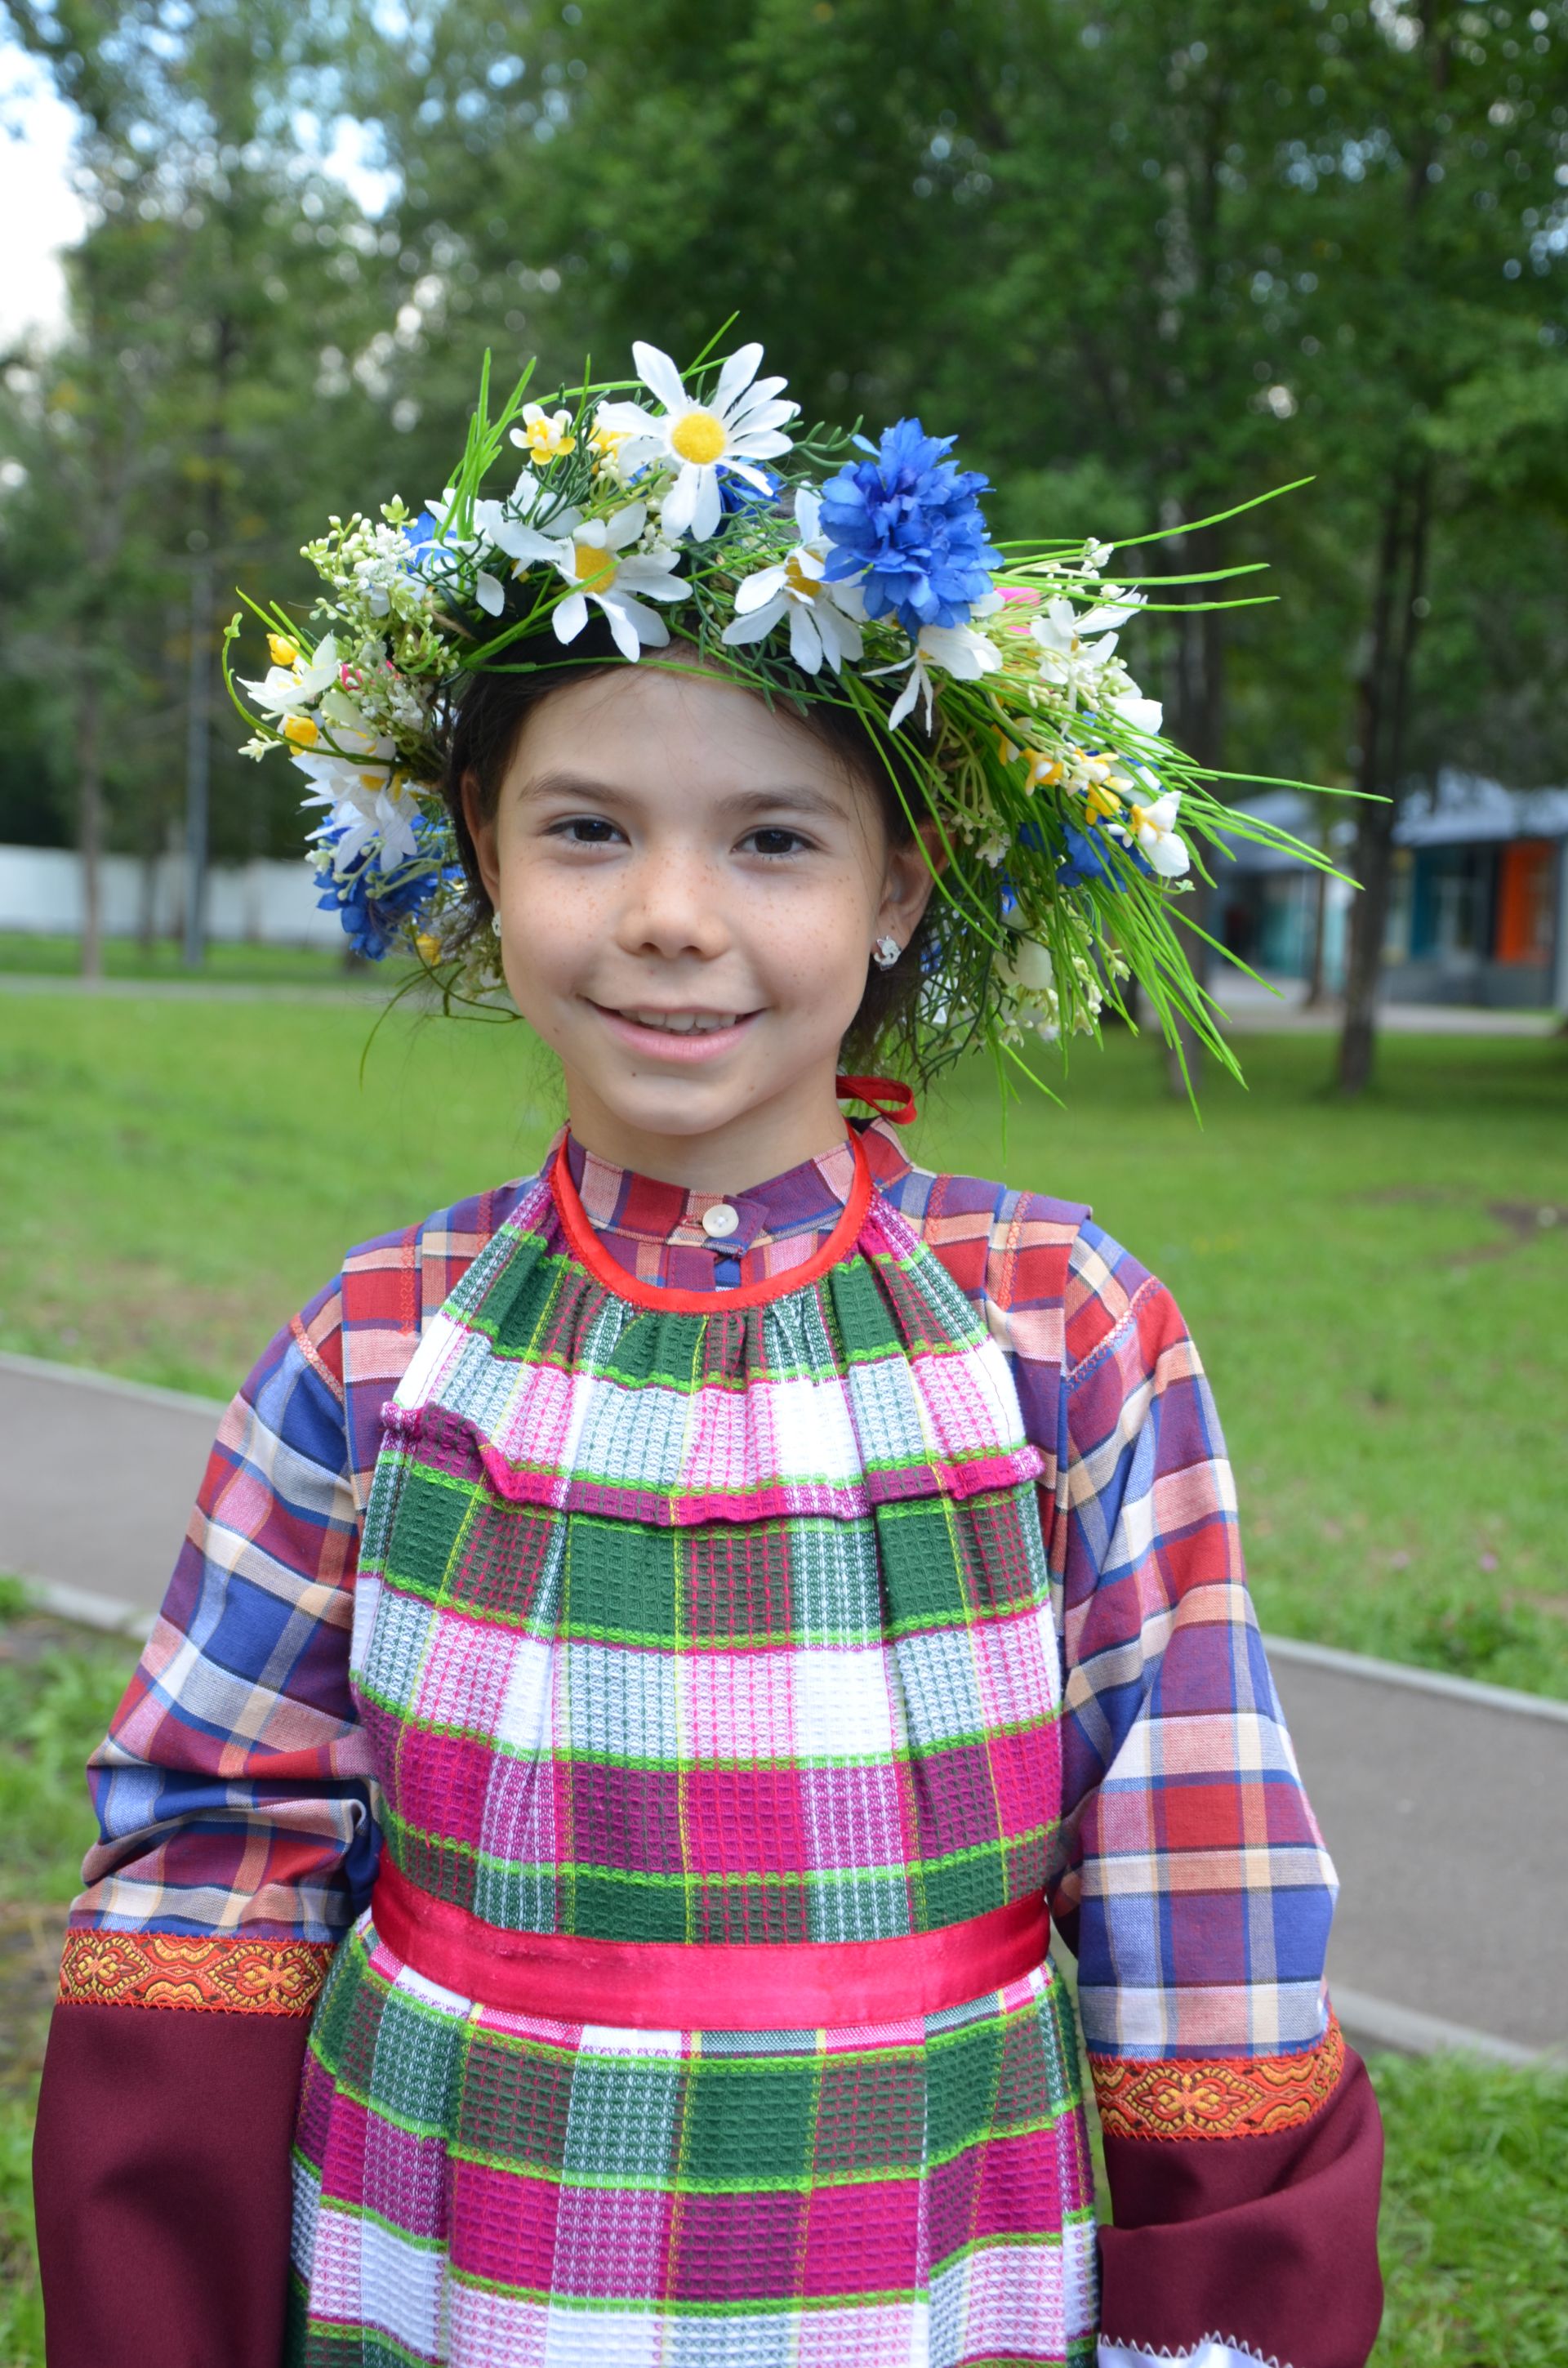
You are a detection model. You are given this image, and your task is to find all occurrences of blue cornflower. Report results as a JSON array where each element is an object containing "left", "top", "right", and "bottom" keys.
[
  {"left": 313, "top": 814, "right": 455, "bottom": 960},
  {"left": 1056, "top": 821, "right": 1151, "bottom": 891},
  {"left": 817, "top": 417, "right": 998, "bottom": 635},
  {"left": 1057, "top": 823, "right": 1120, "bottom": 890}
]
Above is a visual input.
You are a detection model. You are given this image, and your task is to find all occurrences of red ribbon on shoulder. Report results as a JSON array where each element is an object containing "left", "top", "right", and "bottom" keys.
[{"left": 835, "top": 1073, "right": 917, "bottom": 1126}]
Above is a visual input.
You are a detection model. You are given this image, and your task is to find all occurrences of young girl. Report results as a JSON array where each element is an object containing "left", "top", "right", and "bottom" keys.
[{"left": 33, "top": 341, "right": 1382, "bottom": 2368}]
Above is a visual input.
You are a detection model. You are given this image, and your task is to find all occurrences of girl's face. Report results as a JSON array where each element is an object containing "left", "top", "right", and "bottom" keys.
[{"left": 466, "top": 662, "right": 935, "bottom": 1189}]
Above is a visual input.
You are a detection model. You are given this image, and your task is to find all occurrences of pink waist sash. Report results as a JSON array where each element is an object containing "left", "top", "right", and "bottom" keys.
[{"left": 370, "top": 1857, "right": 1049, "bottom": 2031}]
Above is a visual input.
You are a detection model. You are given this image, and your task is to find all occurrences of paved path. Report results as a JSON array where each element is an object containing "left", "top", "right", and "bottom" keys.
[
  {"left": 3, "top": 1353, "right": 1564, "bottom": 2061},
  {"left": 0, "top": 1353, "right": 222, "bottom": 1628},
  {"left": 1214, "top": 974, "right": 1560, "bottom": 1037}
]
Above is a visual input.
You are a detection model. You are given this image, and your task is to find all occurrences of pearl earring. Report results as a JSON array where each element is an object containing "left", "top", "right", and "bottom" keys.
[
  {"left": 490, "top": 914, "right": 503, "bottom": 939},
  {"left": 871, "top": 935, "right": 902, "bottom": 971}
]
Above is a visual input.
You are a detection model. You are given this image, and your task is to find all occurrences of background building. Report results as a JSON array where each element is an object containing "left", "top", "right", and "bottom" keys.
[{"left": 1218, "top": 775, "right": 1568, "bottom": 1010}]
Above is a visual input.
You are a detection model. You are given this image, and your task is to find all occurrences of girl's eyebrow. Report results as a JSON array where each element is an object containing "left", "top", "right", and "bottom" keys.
[{"left": 519, "top": 770, "right": 853, "bottom": 823}]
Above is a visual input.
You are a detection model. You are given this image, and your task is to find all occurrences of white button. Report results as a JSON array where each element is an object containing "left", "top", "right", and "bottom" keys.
[{"left": 701, "top": 1202, "right": 740, "bottom": 1239}]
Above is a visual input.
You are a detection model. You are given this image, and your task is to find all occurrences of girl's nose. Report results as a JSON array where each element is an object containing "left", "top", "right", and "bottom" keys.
[{"left": 616, "top": 850, "right": 731, "bottom": 961}]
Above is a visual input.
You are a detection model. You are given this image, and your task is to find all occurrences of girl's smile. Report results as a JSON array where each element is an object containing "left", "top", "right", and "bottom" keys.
[{"left": 590, "top": 1001, "right": 762, "bottom": 1056}]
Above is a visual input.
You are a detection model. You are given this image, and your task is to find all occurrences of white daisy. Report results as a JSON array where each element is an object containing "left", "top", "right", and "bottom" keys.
[
  {"left": 719, "top": 489, "right": 865, "bottom": 674},
  {"left": 595, "top": 341, "right": 798, "bottom": 542},
  {"left": 492, "top": 498, "right": 684, "bottom": 661}
]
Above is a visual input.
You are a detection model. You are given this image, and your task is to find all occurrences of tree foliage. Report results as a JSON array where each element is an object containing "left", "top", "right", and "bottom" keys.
[{"left": 2, "top": 0, "right": 1566, "bottom": 1067}]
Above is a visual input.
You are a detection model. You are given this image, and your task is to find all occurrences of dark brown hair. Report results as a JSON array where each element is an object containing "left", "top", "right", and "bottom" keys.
[{"left": 438, "top": 623, "right": 944, "bottom": 1073}]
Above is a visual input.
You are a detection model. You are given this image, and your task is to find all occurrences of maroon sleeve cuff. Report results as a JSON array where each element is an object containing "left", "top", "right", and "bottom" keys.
[
  {"left": 1097, "top": 2040, "right": 1384, "bottom": 2368},
  {"left": 33, "top": 2001, "right": 311, "bottom": 2368}
]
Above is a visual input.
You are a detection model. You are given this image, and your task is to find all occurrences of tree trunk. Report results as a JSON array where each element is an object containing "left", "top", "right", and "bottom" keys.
[
  {"left": 78, "top": 670, "right": 105, "bottom": 983},
  {"left": 1338, "top": 2, "right": 1447, "bottom": 1093},
  {"left": 1303, "top": 800, "right": 1331, "bottom": 1006},
  {"left": 183, "top": 555, "right": 214, "bottom": 969},
  {"left": 1336, "top": 462, "right": 1432, "bottom": 1095},
  {"left": 137, "top": 848, "right": 159, "bottom": 952}
]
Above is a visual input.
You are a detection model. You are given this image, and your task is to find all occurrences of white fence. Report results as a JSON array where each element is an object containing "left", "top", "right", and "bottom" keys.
[{"left": 0, "top": 845, "right": 341, "bottom": 948}]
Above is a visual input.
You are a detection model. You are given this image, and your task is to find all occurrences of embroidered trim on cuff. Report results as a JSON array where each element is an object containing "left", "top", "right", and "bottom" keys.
[
  {"left": 1091, "top": 2010, "right": 1345, "bottom": 2142},
  {"left": 58, "top": 1929, "right": 335, "bottom": 2016},
  {"left": 1098, "top": 2338, "right": 1293, "bottom": 2368}
]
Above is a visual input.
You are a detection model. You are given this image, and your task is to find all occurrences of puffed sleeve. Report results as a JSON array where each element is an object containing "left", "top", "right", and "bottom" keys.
[
  {"left": 1036, "top": 1216, "right": 1383, "bottom": 2368},
  {"left": 33, "top": 1280, "right": 377, "bottom": 2368}
]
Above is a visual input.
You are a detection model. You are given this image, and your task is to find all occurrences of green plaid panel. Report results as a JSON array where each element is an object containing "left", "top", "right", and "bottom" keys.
[
  {"left": 679, "top": 2054, "right": 822, "bottom": 2189},
  {"left": 453, "top": 2031, "right": 577, "bottom": 2175},
  {"left": 924, "top": 2013, "right": 1005, "bottom": 2165},
  {"left": 959, "top": 1490, "right": 1051, "bottom": 1617},
  {"left": 991, "top": 1996, "right": 1065, "bottom": 2134},
  {"left": 310, "top": 1937, "right": 463, "bottom": 2140},
  {"left": 381, "top": 1465, "right": 474, "bottom": 1597},
  {"left": 915, "top": 1844, "right": 1011, "bottom": 1930},
  {"left": 475, "top": 1226, "right": 567, "bottom": 1359},
  {"left": 441, "top": 1494, "right": 567, "bottom": 1624},
  {"left": 825, "top": 1251, "right": 906, "bottom": 1365},
  {"left": 582, "top": 1300, "right": 706, "bottom": 1390},
  {"left": 466, "top": 1854, "right": 560, "bottom": 1935},
  {"left": 681, "top": 1520, "right": 795, "bottom": 1646},
  {"left": 873, "top": 1496, "right": 972, "bottom": 1629},
  {"left": 809, "top": 1865, "right": 915, "bottom": 1943},
  {"left": 774, "top": 1515, "right": 884, "bottom": 1640},
  {"left": 559, "top": 1513, "right": 682, "bottom": 1644},
  {"left": 558, "top": 2049, "right": 684, "bottom": 2186},
  {"left": 305, "top": 1920, "right": 367, "bottom": 2080},
  {"left": 811, "top": 2050, "right": 925, "bottom": 2180},
  {"left": 564, "top": 1869, "right": 692, "bottom": 1942}
]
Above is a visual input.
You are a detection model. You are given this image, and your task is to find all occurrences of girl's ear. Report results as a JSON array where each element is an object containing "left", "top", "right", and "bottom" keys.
[
  {"left": 461, "top": 769, "right": 503, "bottom": 910},
  {"left": 875, "top": 820, "right": 943, "bottom": 951}
]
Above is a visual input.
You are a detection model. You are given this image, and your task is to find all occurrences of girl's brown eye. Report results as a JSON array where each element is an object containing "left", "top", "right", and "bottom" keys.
[
  {"left": 746, "top": 827, "right": 808, "bottom": 858},
  {"left": 557, "top": 816, "right": 621, "bottom": 844}
]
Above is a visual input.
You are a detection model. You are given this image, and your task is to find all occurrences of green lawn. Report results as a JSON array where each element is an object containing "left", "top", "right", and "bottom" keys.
[
  {"left": 0, "top": 932, "right": 392, "bottom": 989},
  {"left": 2, "top": 989, "right": 1564, "bottom": 1691},
  {"left": 0, "top": 1593, "right": 1562, "bottom": 2363}
]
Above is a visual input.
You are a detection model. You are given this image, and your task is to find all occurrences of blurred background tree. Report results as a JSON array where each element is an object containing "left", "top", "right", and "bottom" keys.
[{"left": 2, "top": 0, "right": 1566, "bottom": 1076}]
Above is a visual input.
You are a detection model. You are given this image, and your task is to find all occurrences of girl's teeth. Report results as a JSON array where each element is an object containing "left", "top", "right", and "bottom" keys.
[{"left": 626, "top": 1010, "right": 737, "bottom": 1035}]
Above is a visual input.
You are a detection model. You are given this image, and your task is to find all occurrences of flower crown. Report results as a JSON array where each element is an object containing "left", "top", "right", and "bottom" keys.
[{"left": 228, "top": 332, "right": 1328, "bottom": 1084}]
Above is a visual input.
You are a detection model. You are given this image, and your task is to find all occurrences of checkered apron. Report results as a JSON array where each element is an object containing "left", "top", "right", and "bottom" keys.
[{"left": 288, "top": 1160, "right": 1097, "bottom": 2366}]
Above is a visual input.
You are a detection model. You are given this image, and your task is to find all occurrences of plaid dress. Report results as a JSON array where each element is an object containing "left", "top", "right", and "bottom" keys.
[
  {"left": 290, "top": 1151, "right": 1098, "bottom": 2365},
  {"left": 60, "top": 1118, "right": 1350, "bottom": 2368}
]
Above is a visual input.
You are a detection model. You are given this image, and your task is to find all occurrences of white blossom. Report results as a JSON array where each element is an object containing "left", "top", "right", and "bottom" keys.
[{"left": 595, "top": 341, "right": 797, "bottom": 542}]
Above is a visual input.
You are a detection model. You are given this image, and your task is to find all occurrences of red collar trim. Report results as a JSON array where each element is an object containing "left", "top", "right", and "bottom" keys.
[{"left": 548, "top": 1128, "right": 875, "bottom": 1315}]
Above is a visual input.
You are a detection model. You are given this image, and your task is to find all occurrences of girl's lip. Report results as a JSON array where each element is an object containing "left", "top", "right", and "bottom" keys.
[{"left": 589, "top": 1002, "right": 763, "bottom": 1062}]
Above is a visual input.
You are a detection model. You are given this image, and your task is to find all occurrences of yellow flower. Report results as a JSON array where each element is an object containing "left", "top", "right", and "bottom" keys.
[
  {"left": 268, "top": 633, "right": 301, "bottom": 667},
  {"left": 513, "top": 403, "right": 577, "bottom": 464},
  {"left": 414, "top": 932, "right": 443, "bottom": 965},
  {"left": 996, "top": 730, "right": 1065, "bottom": 792},
  {"left": 282, "top": 714, "right": 318, "bottom": 750},
  {"left": 1084, "top": 778, "right": 1121, "bottom": 822}
]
